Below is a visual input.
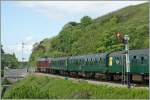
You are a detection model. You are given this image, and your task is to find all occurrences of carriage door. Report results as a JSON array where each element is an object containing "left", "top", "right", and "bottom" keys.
[{"left": 65, "top": 58, "right": 68, "bottom": 71}]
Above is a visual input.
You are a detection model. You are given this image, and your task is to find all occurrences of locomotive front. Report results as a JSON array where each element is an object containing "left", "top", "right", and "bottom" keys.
[{"left": 36, "top": 58, "right": 51, "bottom": 72}]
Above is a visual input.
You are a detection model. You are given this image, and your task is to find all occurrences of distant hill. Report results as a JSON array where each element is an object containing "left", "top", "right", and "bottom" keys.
[{"left": 29, "top": 3, "right": 149, "bottom": 66}]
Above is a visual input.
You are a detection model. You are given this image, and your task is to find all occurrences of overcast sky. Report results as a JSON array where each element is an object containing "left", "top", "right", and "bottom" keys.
[{"left": 1, "top": 1, "right": 147, "bottom": 61}]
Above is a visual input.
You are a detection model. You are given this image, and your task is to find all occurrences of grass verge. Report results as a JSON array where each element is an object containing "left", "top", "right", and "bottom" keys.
[{"left": 3, "top": 75, "right": 149, "bottom": 99}]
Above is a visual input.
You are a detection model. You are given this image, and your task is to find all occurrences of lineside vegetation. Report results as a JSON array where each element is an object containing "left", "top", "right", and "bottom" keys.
[{"left": 3, "top": 75, "right": 149, "bottom": 99}]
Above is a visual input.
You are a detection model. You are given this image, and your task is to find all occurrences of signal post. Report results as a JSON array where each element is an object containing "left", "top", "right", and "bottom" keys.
[
  {"left": 124, "top": 35, "right": 130, "bottom": 88},
  {"left": 116, "top": 33, "right": 131, "bottom": 88}
]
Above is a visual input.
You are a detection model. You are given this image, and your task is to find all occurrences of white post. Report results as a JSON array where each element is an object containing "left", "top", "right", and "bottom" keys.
[{"left": 124, "top": 35, "right": 130, "bottom": 88}]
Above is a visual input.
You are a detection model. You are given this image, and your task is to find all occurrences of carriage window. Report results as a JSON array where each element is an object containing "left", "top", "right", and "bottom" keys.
[
  {"left": 70, "top": 60, "right": 71, "bottom": 63},
  {"left": 92, "top": 58, "right": 95, "bottom": 64},
  {"left": 82, "top": 60, "right": 84, "bottom": 64},
  {"left": 116, "top": 57, "right": 120, "bottom": 64},
  {"left": 71, "top": 60, "right": 72, "bottom": 64},
  {"left": 78, "top": 60, "right": 80, "bottom": 64},
  {"left": 81, "top": 59, "right": 83, "bottom": 64},
  {"left": 93, "top": 58, "right": 94, "bottom": 63},
  {"left": 132, "top": 56, "right": 137, "bottom": 63},
  {"left": 141, "top": 57, "right": 144, "bottom": 64},
  {"left": 133, "top": 56, "right": 136, "bottom": 59},
  {"left": 76, "top": 60, "right": 78, "bottom": 64},
  {"left": 103, "top": 58, "right": 105, "bottom": 63},
  {"left": 99, "top": 58, "right": 102, "bottom": 63},
  {"left": 95, "top": 58, "right": 97, "bottom": 63},
  {"left": 86, "top": 59, "right": 88, "bottom": 64},
  {"left": 86, "top": 61, "right": 88, "bottom": 64},
  {"left": 90, "top": 58, "right": 92, "bottom": 64},
  {"left": 79, "top": 59, "right": 81, "bottom": 64}
]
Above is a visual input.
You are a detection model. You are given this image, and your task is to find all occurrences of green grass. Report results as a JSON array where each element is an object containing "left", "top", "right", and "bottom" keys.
[{"left": 3, "top": 75, "right": 149, "bottom": 99}]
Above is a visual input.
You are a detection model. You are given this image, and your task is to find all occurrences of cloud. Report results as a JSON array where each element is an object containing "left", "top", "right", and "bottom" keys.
[
  {"left": 3, "top": 36, "right": 35, "bottom": 61},
  {"left": 25, "top": 36, "right": 33, "bottom": 42},
  {"left": 15, "top": 1, "right": 147, "bottom": 21}
]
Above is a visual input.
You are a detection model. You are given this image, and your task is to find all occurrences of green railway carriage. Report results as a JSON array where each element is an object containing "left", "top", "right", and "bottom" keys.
[
  {"left": 37, "top": 48, "right": 149, "bottom": 82},
  {"left": 129, "top": 49, "right": 149, "bottom": 74},
  {"left": 108, "top": 51, "right": 125, "bottom": 73},
  {"left": 68, "top": 55, "right": 84, "bottom": 72},
  {"left": 51, "top": 57, "right": 68, "bottom": 71},
  {"left": 108, "top": 49, "right": 149, "bottom": 75},
  {"left": 68, "top": 53, "right": 109, "bottom": 73}
]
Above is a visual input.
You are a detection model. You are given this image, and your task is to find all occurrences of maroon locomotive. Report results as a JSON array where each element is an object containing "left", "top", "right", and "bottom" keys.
[{"left": 36, "top": 58, "right": 51, "bottom": 72}]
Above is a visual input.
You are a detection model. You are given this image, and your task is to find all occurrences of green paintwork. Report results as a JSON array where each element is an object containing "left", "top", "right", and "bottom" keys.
[
  {"left": 51, "top": 53, "right": 109, "bottom": 73},
  {"left": 51, "top": 58, "right": 68, "bottom": 71},
  {"left": 67, "top": 60, "right": 107, "bottom": 72},
  {"left": 130, "top": 54, "right": 149, "bottom": 74},
  {"left": 50, "top": 49, "right": 149, "bottom": 75},
  {"left": 108, "top": 49, "right": 149, "bottom": 74}
]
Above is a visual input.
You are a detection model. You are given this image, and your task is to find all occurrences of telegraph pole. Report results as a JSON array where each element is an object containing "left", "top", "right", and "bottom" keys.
[{"left": 22, "top": 42, "right": 24, "bottom": 68}]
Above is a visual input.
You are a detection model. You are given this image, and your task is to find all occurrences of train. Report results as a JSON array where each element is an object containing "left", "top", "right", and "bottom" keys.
[{"left": 36, "top": 49, "right": 149, "bottom": 83}]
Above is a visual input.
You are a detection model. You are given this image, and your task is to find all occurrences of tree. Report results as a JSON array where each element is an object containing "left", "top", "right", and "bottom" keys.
[
  {"left": 80, "top": 16, "right": 92, "bottom": 27},
  {"left": 1, "top": 45, "right": 4, "bottom": 54},
  {"left": 32, "top": 42, "right": 39, "bottom": 50},
  {"left": 1, "top": 53, "right": 19, "bottom": 69},
  {"left": 68, "top": 22, "right": 78, "bottom": 26}
]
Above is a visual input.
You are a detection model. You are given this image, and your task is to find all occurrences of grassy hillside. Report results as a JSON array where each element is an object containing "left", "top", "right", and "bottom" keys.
[
  {"left": 3, "top": 75, "right": 149, "bottom": 99},
  {"left": 29, "top": 3, "right": 149, "bottom": 66}
]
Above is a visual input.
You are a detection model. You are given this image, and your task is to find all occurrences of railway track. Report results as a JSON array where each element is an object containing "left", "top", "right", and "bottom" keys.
[{"left": 33, "top": 72, "right": 149, "bottom": 89}]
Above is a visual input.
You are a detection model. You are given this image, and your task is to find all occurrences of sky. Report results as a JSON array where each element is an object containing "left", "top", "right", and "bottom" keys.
[{"left": 1, "top": 1, "right": 147, "bottom": 61}]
